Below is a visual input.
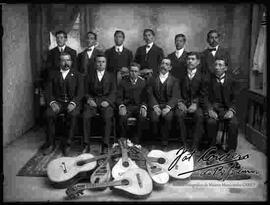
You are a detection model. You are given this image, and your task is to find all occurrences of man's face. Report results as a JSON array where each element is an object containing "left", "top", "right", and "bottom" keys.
[
  {"left": 143, "top": 31, "right": 155, "bottom": 44},
  {"left": 114, "top": 33, "right": 124, "bottom": 46},
  {"left": 129, "top": 66, "right": 140, "bottom": 80},
  {"left": 175, "top": 36, "right": 186, "bottom": 50},
  {"left": 96, "top": 57, "right": 106, "bottom": 71},
  {"left": 60, "top": 54, "right": 72, "bottom": 71},
  {"left": 56, "top": 33, "right": 67, "bottom": 47},
  {"left": 214, "top": 60, "right": 227, "bottom": 77},
  {"left": 160, "top": 59, "right": 172, "bottom": 75},
  {"left": 207, "top": 32, "right": 219, "bottom": 47},
  {"left": 187, "top": 55, "right": 200, "bottom": 70},
  {"left": 86, "top": 33, "right": 96, "bottom": 48}
]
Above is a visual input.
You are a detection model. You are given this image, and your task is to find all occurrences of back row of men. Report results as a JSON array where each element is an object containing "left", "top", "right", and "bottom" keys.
[{"left": 42, "top": 29, "right": 240, "bottom": 168}]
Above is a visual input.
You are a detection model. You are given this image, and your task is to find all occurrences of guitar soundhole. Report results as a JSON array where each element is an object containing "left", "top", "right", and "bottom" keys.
[
  {"left": 94, "top": 178, "right": 100, "bottom": 183},
  {"left": 121, "top": 179, "right": 129, "bottom": 185},
  {"left": 77, "top": 161, "right": 86, "bottom": 166},
  {"left": 151, "top": 165, "right": 157, "bottom": 169},
  {"left": 157, "top": 158, "right": 166, "bottom": 164},
  {"left": 122, "top": 161, "right": 129, "bottom": 167}
]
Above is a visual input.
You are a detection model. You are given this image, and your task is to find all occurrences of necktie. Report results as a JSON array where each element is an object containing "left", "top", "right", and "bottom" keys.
[
  {"left": 117, "top": 48, "right": 121, "bottom": 54},
  {"left": 208, "top": 48, "right": 216, "bottom": 52},
  {"left": 60, "top": 47, "right": 64, "bottom": 53}
]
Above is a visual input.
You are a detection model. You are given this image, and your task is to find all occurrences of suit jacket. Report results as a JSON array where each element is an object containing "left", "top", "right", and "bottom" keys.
[
  {"left": 147, "top": 74, "right": 180, "bottom": 109},
  {"left": 206, "top": 73, "right": 239, "bottom": 114},
  {"left": 45, "top": 46, "right": 77, "bottom": 79},
  {"left": 45, "top": 69, "right": 83, "bottom": 106},
  {"left": 105, "top": 46, "right": 133, "bottom": 74},
  {"left": 85, "top": 70, "right": 116, "bottom": 107},
  {"left": 201, "top": 46, "right": 232, "bottom": 75},
  {"left": 77, "top": 48, "right": 103, "bottom": 76},
  {"left": 179, "top": 68, "right": 207, "bottom": 109},
  {"left": 116, "top": 76, "right": 147, "bottom": 108},
  {"left": 134, "top": 44, "right": 164, "bottom": 76},
  {"left": 167, "top": 50, "right": 188, "bottom": 81}
]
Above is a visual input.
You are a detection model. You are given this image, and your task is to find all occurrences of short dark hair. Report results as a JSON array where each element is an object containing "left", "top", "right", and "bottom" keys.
[
  {"left": 94, "top": 54, "right": 106, "bottom": 62},
  {"left": 175, "top": 34, "right": 186, "bottom": 42},
  {"left": 143, "top": 29, "right": 155, "bottom": 36},
  {"left": 207, "top": 29, "right": 220, "bottom": 40},
  {"left": 114, "top": 30, "right": 125, "bottom": 39},
  {"left": 87, "top": 31, "right": 97, "bottom": 40},
  {"left": 161, "top": 57, "right": 172, "bottom": 66},
  {"left": 59, "top": 52, "right": 71, "bottom": 60},
  {"left": 129, "top": 62, "right": 141, "bottom": 70},
  {"left": 215, "top": 56, "right": 228, "bottom": 66},
  {"left": 187, "top": 51, "right": 201, "bottom": 60},
  {"left": 55, "top": 30, "right": 67, "bottom": 38}
]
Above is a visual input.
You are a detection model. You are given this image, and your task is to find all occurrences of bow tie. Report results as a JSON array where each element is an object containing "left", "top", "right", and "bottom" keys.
[
  {"left": 146, "top": 45, "right": 151, "bottom": 49},
  {"left": 208, "top": 48, "right": 217, "bottom": 52},
  {"left": 216, "top": 75, "right": 225, "bottom": 81},
  {"left": 87, "top": 48, "right": 92, "bottom": 52}
]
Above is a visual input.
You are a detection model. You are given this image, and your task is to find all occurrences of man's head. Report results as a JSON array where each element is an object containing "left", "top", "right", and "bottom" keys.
[
  {"left": 207, "top": 30, "right": 220, "bottom": 48},
  {"left": 114, "top": 30, "right": 125, "bottom": 46},
  {"left": 175, "top": 34, "right": 186, "bottom": 50},
  {"left": 60, "top": 52, "right": 72, "bottom": 71},
  {"left": 95, "top": 54, "right": 107, "bottom": 71},
  {"left": 214, "top": 57, "right": 228, "bottom": 77},
  {"left": 86, "top": 31, "right": 97, "bottom": 48},
  {"left": 129, "top": 62, "right": 141, "bottom": 80},
  {"left": 143, "top": 29, "right": 155, "bottom": 45},
  {"left": 159, "top": 58, "right": 172, "bottom": 75},
  {"left": 187, "top": 52, "right": 200, "bottom": 70},
  {"left": 55, "top": 30, "right": 67, "bottom": 47}
]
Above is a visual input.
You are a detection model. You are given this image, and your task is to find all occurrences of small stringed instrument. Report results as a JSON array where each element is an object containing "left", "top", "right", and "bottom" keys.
[
  {"left": 47, "top": 151, "right": 120, "bottom": 186},
  {"left": 130, "top": 145, "right": 169, "bottom": 186},
  {"left": 147, "top": 148, "right": 194, "bottom": 179},
  {"left": 111, "top": 138, "right": 138, "bottom": 179},
  {"left": 66, "top": 168, "right": 153, "bottom": 199}
]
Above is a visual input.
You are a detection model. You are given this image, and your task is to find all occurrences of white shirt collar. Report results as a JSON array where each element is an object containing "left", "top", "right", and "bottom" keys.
[
  {"left": 175, "top": 47, "right": 185, "bottom": 58},
  {"left": 97, "top": 70, "right": 105, "bottom": 81},
  {"left": 60, "top": 68, "right": 70, "bottom": 80},
  {"left": 131, "top": 77, "right": 138, "bottom": 84},
  {"left": 115, "top": 45, "right": 124, "bottom": 52},
  {"left": 187, "top": 68, "right": 197, "bottom": 79},
  {"left": 58, "top": 45, "right": 66, "bottom": 52},
  {"left": 159, "top": 72, "right": 169, "bottom": 84},
  {"left": 87, "top": 45, "right": 95, "bottom": 52},
  {"left": 216, "top": 73, "right": 226, "bottom": 84},
  {"left": 146, "top": 42, "right": 154, "bottom": 49}
]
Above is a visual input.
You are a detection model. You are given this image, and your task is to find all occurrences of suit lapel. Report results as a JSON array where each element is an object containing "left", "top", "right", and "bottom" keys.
[
  {"left": 166, "top": 75, "right": 173, "bottom": 95},
  {"left": 155, "top": 76, "right": 160, "bottom": 96}
]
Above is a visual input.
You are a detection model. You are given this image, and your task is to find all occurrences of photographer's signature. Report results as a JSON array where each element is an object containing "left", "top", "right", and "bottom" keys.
[{"left": 168, "top": 146, "right": 259, "bottom": 181}]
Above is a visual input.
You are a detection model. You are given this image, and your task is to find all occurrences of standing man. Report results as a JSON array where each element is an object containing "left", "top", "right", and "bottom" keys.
[
  {"left": 147, "top": 58, "right": 179, "bottom": 149},
  {"left": 77, "top": 31, "right": 102, "bottom": 77},
  {"left": 105, "top": 30, "right": 133, "bottom": 84},
  {"left": 167, "top": 34, "right": 188, "bottom": 81},
  {"left": 43, "top": 52, "right": 83, "bottom": 156},
  {"left": 206, "top": 57, "right": 240, "bottom": 168},
  {"left": 134, "top": 29, "right": 164, "bottom": 78},
  {"left": 83, "top": 54, "right": 116, "bottom": 153},
  {"left": 175, "top": 52, "right": 206, "bottom": 151},
  {"left": 117, "top": 62, "right": 148, "bottom": 144},
  {"left": 45, "top": 30, "right": 77, "bottom": 80}
]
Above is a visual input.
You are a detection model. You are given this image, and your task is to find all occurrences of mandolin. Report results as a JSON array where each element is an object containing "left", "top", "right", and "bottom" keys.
[
  {"left": 66, "top": 168, "right": 153, "bottom": 199},
  {"left": 111, "top": 138, "right": 138, "bottom": 179},
  {"left": 47, "top": 151, "right": 120, "bottom": 187},
  {"left": 147, "top": 148, "right": 194, "bottom": 179}
]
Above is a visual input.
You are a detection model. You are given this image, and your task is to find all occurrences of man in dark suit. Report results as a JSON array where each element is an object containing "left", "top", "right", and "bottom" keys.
[
  {"left": 147, "top": 58, "right": 180, "bottom": 148},
  {"left": 167, "top": 34, "right": 188, "bottom": 81},
  {"left": 43, "top": 52, "right": 83, "bottom": 156},
  {"left": 77, "top": 31, "right": 103, "bottom": 77},
  {"left": 83, "top": 54, "right": 116, "bottom": 153},
  {"left": 117, "top": 62, "right": 147, "bottom": 144},
  {"left": 134, "top": 29, "right": 164, "bottom": 78},
  {"left": 105, "top": 30, "right": 133, "bottom": 84},
  {"left": 201, "top": 29, "right": 236, "bottom": 75},
  {"left": 206, "top": 57, "right": 240, "bottom": 168},
  {"left": 175, "top": 52, "right": 207, "bottom": 151},
  {"left": 45, "top": 30, "right": 77, "bottom": 80}
]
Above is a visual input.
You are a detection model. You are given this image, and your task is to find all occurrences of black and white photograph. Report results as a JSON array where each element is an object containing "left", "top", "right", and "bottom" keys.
[{"left": 2, "top": 2, "right": 267, "bottom": 202}]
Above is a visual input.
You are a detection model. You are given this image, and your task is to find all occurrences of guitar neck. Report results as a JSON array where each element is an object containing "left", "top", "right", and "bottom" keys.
[
  {"left": 81, "top": 180, "right": 122, "bottom": 190},
  {"left": 119, "top": 139, "right": 129, "bottom": 162},
  {"left": 83, "top": 152, "right": 117, "bottom": 164}
]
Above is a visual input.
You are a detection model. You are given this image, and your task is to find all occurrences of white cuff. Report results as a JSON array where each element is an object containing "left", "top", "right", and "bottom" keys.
[
  {"left": 49, "top": 101, "right": 57, "bottom": 107},
  {"left": 119, "top": 104, "right": 126, "bottom": 109},
  {"left": 70, "top": 101, "right": 76, "bottom": 107},
  {"left": 141, "top": 105, "right": 147, "bottom": 110},
  {"left": 166, "top": 105, "right": 171, "bottom": 110},
  {"left": 229, "top": 108, "right": 236, "bottom": 114},
  {"left": 153, "top": 105, "right": 159, "bottom": 109}
]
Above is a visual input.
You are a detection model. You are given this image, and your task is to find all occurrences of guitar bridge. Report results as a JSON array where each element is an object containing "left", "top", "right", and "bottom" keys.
[{"left": 136, "top": 173, "right": 143, "bottom": 188}]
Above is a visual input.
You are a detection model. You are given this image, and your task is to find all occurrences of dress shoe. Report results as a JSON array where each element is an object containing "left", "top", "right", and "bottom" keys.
[
  {"left": 82, "top": 145, "right": 90, "bottom": 153},
  {"left": 42, "top": 144, "right": 55, "bottom": 155}
]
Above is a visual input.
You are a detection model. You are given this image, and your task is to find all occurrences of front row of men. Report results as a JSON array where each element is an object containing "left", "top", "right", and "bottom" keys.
[{"left": 42, "top": 52, "right": 239, "bottom": 168}]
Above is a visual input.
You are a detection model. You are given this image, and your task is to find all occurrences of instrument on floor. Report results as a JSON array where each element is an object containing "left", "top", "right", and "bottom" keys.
[
  {"left": 147, "top": 148, "right": 194, "bottom": 179},
  {"left": 47, "top": 150, "right": 120, "bottom": 186},
  {"left": 66, "top": 168, "right": 153, "bottom": 199},
  {"left": 111, "top": 138, "right": 138, "bottom": 179},
  {"left": 129, "top": 145, "right": 169, "bottom": 186}
]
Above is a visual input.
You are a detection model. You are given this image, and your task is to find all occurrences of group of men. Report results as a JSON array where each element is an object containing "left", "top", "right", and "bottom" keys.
[{"left": 41, "top": 28, "right": 240, "bottom": 168}]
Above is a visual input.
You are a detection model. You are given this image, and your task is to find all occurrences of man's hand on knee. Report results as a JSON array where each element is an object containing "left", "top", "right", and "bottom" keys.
[
  {"left": 153, "top": 105, "right": 161, "bottom": 116},
  {"left": 50, "top": 102, "right": 60, "bottom": 113},
  {"left": 119, "top": 105, "right": 127, "bottom": 116}
]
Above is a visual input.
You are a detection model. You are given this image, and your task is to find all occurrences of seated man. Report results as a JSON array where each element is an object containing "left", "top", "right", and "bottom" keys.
[
  {"left": 175, "top": 52, "right": 207, "bottom": 151},
  {"left": 117, "top": 62, "right": 148, "bottom": 144},
  {"left": 43, "top": 52, "right": 83, "bottom": 156},
  {"left": 83, "top": 54, "right": 116, "bottom": 153},
  {"left": 206, "top": 57, "right": 240, "bottom": 168},
  {"left": 147, "top": 58, "right": 180, "bottom": 149}
]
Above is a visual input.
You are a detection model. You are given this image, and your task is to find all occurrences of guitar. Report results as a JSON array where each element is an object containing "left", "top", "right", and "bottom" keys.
[
  {"left": 130, "top": 145, "right": 169, "bottom": 186},
  {"left": 47, "top": 151, "right": 120, "bottom": 187},
  {"left": 111, "top": 138, "right": 138, "bottom": 179},
  {"left": 66, "top": 168, "right": 153, "bottom": 199},
  {"left": 147, "top": 148, "right": 194, "bottom": 179}
]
